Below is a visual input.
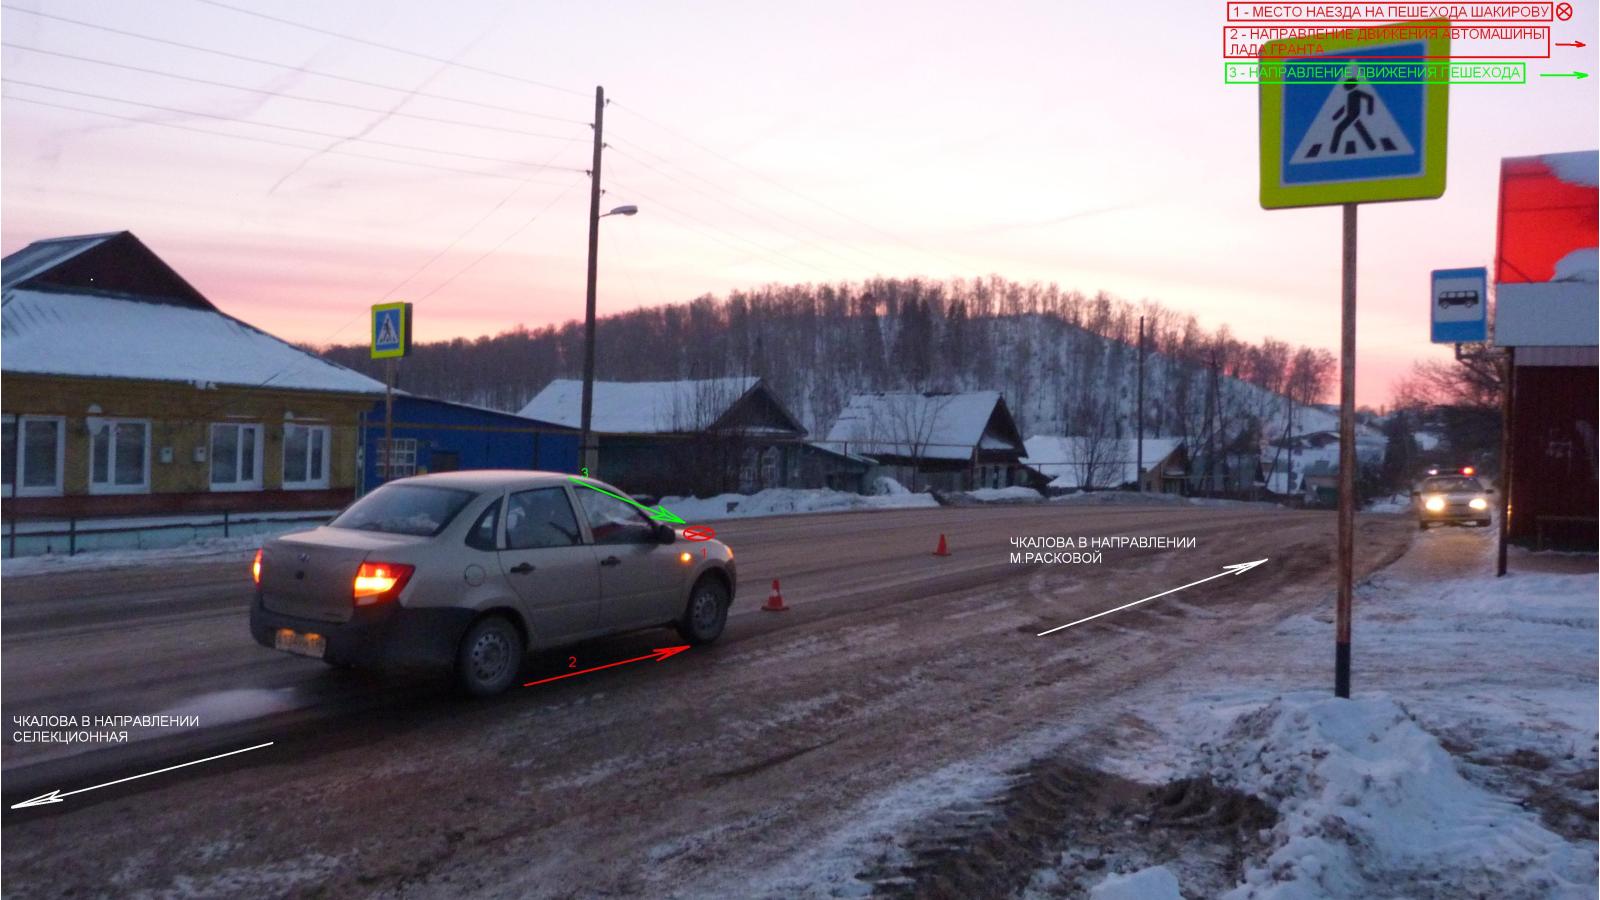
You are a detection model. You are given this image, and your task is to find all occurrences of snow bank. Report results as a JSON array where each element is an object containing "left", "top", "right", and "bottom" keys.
[
  {"left": 1211, "top": 694, "right": 1593, "bottom": 899},
  {"left": 659, "top": 487, "right": 937, "bottom": 521},
  {"left": 961, "top": 486, "right": 1043, "bottom": 502},
  {"left": 1090, "top": 866, "right": 1186, "bottom": 900},
  {"left": 3, "top": 535, "right": 264, "bottom": 576}
]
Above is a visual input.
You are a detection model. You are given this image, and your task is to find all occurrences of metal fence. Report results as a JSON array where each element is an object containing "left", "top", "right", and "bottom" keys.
[{"left": 3, "top": 511, "right": 334, "bottom": 559}]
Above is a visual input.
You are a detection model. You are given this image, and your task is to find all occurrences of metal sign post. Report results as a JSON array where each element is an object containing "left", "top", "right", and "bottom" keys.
[
  {"left": 371, "top": 302, "right": 413, "bottom": 484},
  {"left": 1335, "top": 203, "right": 1357, "bottom": 697},
  {"left": 1259, "top": 21, "right": 1450, "bottom": 698}
]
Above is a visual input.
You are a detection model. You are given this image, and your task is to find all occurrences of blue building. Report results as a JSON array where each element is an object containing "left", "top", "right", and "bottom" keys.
[{"left": 361, "top": 395, "right": 578, "bottom": 493}]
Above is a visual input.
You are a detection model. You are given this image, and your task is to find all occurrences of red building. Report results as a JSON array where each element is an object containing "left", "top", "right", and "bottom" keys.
[{"left": 1493, "top": 151, "right": 1598, "bottom": 549}]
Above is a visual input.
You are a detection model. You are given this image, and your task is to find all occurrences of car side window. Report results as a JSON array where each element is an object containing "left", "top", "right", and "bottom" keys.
[
  {"left": 465, "top": 498, "right": 501, "bottom": 551},
  {"left": 575, "top": 489, "right": 655, "bottom": 545},
  {"left": 505, "top": 488, "right": 582, "bottom": 550}
]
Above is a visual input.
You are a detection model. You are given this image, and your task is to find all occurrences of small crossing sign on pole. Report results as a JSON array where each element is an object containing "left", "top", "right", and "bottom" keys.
[
  {"left": 370, "top": 302, "right": 412, "bottom": 360},
  {"left": 1431, "top": 267, "right": 1488, "bottom": 344},
  {"left": 1259, "top": 21, "right": 1449, "bottom": 209}
]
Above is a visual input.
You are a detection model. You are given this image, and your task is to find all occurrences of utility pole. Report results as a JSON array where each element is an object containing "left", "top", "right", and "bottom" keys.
[
  {"left": 579, "top": 85, "right": 605, "bottom": 478},
  {"left": 1136, "top": 316, "right": 1145, "bottom": 493}
]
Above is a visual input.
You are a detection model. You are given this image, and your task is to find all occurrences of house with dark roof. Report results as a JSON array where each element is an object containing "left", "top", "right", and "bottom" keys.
[
  {"left": 517, "top": 376, "right": 811, "bottom": 496},
  {"left": 2, "top": 231, "right": 385, "bottom": 523},
  {"left": 823, "top": 391, "right": 1026, "bottom": 491}
]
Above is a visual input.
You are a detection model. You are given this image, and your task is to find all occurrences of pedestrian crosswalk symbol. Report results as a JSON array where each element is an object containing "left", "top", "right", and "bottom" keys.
[
  {"left": 376, "top": 314, "right": 399, "bottom": 346},
  {"left": 1290, "top": 65, "right": 1416, "bottom": 164}
]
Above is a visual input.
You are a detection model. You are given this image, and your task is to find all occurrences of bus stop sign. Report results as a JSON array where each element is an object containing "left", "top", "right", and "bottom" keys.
[{"left": 1431, "top": 267, "right": 1488, "bottom": 343}]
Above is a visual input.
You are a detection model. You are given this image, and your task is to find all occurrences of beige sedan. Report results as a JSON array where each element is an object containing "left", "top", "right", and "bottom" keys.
[{"left": 250, "top": 471, "right": 735, "bottom": 696}]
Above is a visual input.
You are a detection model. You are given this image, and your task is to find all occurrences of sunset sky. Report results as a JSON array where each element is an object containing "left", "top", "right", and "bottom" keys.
[{"left": 3, "top": 1, "right": 1596, "bottom": 406}]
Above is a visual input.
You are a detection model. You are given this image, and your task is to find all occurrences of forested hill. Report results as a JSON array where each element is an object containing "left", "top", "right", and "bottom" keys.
[{"left": 318, "top": 276, "right": 1337, "bottom": 445}]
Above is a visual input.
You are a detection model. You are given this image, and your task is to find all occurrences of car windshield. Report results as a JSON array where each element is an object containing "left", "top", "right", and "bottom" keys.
[
  {"left": 330, "top": 484, "right": 476, "bottom": 537},
  {"left": 1421, "top": 476, "right": 1483, "bottom": 493}
]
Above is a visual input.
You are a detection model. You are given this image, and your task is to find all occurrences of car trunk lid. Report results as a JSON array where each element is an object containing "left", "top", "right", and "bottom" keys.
[{"left": 260, "top": 527, "right": 427, "bottom": 624}]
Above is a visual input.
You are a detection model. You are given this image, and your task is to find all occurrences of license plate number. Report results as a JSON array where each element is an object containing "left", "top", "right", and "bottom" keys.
[{"left": 274, "top": 628, "right": 326, "bottom": 659}]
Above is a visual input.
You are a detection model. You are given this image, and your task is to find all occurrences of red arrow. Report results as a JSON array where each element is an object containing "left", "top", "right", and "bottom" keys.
[
  {"left": 1556, "top": 40, "right": 1586, "bottom": 47},
  {"left": 523, "top": 645, "right": 689, "bottom": 688}
]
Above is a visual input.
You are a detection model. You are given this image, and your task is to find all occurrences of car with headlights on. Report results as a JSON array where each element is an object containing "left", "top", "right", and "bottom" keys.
[
  {"left": 249, "top": 471, "right": 735, "bottom": 696},
  {"left": 1413, "top": 474, "right": 1492, "bottom": 529}
]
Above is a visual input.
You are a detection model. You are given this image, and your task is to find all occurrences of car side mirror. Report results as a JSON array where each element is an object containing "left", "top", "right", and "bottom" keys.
[{"left": 654, "top": 523, "right": 677, "bottom": 544}]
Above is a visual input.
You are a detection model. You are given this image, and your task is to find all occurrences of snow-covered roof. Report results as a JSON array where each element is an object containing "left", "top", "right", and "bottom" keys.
[
  {"left": 1024, "top": 436, "right": 1184, "bottom": 490},
  {"left": 518, "top": 377, "right": 781, "bottom": 434},
  {"left": 0, "top": 233, "right": 117, "bottom": 290},
  {"left": 2, "top": 288, "right": 385, "bottom": 394},
  {"left": 824, "top": 391, "right": 1020, "bottom": 460}
]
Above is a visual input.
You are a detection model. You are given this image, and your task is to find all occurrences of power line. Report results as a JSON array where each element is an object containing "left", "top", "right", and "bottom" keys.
[
  {"left": 610, "top": 100, "right": 953, "bottom": 273},
  {"left": 196, "top": 0, "right": 589, "bottom": 98},
  {"left": 2, "top": 42, "right": 587, "bottom": 142},
  {"left": 605, "top": 173, "right": 832, "bottom": 279},
  {"left": 3, "top": 79, "right": 586, "bottom": 172},
  {"left": 607, "top": 142, "right": 886, "bottom": 276},
  {"left": 0, "top": 5, "right": 586, "bottom": 125},
  {"left": 4, "top": 94, "right": 562, "bottom": 184},
  {"left": 412, "top": 174, "right": 589, "bottom": 303}
]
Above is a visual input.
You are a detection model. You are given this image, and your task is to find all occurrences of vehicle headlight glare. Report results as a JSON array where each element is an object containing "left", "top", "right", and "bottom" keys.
[
  {"left": 1424, "top": 496, "right": 1446, "bottom": 512},
  {"left": 1469, "top": 497, "right": 1488, "bottom": 511}
]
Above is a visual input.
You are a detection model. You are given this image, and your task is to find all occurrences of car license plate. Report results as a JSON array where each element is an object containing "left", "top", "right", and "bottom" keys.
[{"left": 274, "top": 628, "right": 326, "bottom": 659}]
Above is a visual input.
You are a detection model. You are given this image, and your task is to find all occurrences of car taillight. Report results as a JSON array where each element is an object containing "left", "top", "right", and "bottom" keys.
[
  {"left": 1461, "top": 466, "right": 1475, "bottom": 476},
  {"left": 252, "top": 548, "right": 263, "bottom": 586},
  {"left": 353, "top": 562, "right": 414, "bottom": 605}
]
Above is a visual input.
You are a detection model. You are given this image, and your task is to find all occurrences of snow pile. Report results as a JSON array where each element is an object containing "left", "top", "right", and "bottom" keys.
[
  {"left": 1209, "top": 694, "right": 1594, "bottom": 899},
  {"left": 659, "top": 487, "right": 937, "bottom": 521},
  {"left": 961, "top": 486, "right": 1043, "bottom": 503},
  {"left": 872, "top": 476, "right": 910, "bottom": 496},
  {"left": 1365, "top": 493, "right": 1410, "bottom": 513},
  {"left": 1090, "top": 865, "right": 1186, "bottom": 900}
]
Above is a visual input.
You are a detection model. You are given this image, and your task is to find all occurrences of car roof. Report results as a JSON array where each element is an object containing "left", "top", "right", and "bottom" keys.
[{"left": 383, "top": 470, "right": 582, "bottom": 492}]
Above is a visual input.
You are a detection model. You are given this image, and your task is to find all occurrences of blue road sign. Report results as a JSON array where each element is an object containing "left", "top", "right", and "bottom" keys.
[
  {"left": 1259, "top": 22, "right": 1449, "bottom": 209},
  {"left": 1431, "top": 267, "right": 1488, "bottom": 344},
  {"left": 370, "top": 302, "right": 409, "bottom": 359}
]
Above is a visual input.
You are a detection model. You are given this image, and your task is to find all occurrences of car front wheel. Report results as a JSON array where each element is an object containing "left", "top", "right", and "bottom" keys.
[
  {"left": 456, "top": 615, "right": 523, "bottom": 697},
  {"left": 677, "top": 577, "right": 729, "bottom": 645}
]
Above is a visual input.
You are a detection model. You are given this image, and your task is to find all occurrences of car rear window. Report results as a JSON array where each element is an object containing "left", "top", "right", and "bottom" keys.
[
  {"left": 1421, "top": 476, "right": 1483, "bottom": 492},
  {"left": 330, "top": 484, "right": 476, "bottom": 537}
]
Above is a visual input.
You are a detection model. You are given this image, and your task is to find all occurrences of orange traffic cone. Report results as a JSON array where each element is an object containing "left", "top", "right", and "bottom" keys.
[
  {"left": 763, "top": 578, "right": 789, "bottom": 612},
  {"left": 933, "top": 533, "right": 951, "bottom": 556}
]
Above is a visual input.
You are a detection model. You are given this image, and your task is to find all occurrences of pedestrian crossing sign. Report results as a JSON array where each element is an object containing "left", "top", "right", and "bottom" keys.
[
  {"left": 370, "top": 302, "right": 412, "bottom": 359},
  {"left": 1259, "top": 21, "right": 1449, "bottom": 209}
]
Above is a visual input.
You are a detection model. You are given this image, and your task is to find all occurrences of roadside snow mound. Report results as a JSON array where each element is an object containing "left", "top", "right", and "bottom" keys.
[
  {"left": 963, "top": 486, "right": 1043, "bottom": 503},
  {"left": 1090, "top": 865, "right": 1185, "bottom": 899},
  {"left": 659, "top": 487, "right": 937, "bottom": 521},
  {"left": 872, "top": 476, "right": 910, "bottom": 496},
  {"left": 1212, "top": 694, "right": 1593, "bottom": 899}
]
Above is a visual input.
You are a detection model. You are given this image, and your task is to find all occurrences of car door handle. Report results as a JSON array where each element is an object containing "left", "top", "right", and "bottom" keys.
[
  {"left": 508, "top": 562, "right": 535, "bottom": 575},
  {"left": 600, "top": 556, "right": 621, "bottom": 567}
]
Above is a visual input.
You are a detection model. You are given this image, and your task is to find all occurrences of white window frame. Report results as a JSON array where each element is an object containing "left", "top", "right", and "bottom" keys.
[
  {"left": 2, "top": 415, "right": 66, "bottom": 497},
  {"left": 87, "top": 417, "right": 151, "bottom": 495},
  {"left": 375, "top": 437, "right": 418, "bottom": 480},
  {"left": 209, "top": 422, "right": 264, "bottom": 492},
  {"left": 282, "top": 424, "right": 332, "bottom": 490}
]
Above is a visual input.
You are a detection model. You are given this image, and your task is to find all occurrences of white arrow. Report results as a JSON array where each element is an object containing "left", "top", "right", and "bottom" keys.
[
  {"left": 1036, "top": 559, "right": 1268, "bottom": 637},
  {"left": 10, "top": 741, "right": 274, "bottom": 809}
]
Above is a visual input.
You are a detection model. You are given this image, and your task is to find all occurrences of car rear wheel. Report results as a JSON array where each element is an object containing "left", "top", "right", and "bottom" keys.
[
  {"left": 677, "top": 577, "right": 729, "bottom": 645},
  {"left": 456, "top": 615, "right": 523, "bottom": 697}
]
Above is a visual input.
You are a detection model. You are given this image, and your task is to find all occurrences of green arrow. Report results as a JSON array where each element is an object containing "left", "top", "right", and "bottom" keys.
[
  {"left": 1539, "top": 71, "right": 1589, "bottom": 79},
  {"left": 568, "top": 477, "right": 686, "bottom": 524}
]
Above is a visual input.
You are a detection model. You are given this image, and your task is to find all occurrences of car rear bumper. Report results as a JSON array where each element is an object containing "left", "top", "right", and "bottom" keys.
[{"left": 250, "top": 593, "right": 475, "bottom": 670}]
